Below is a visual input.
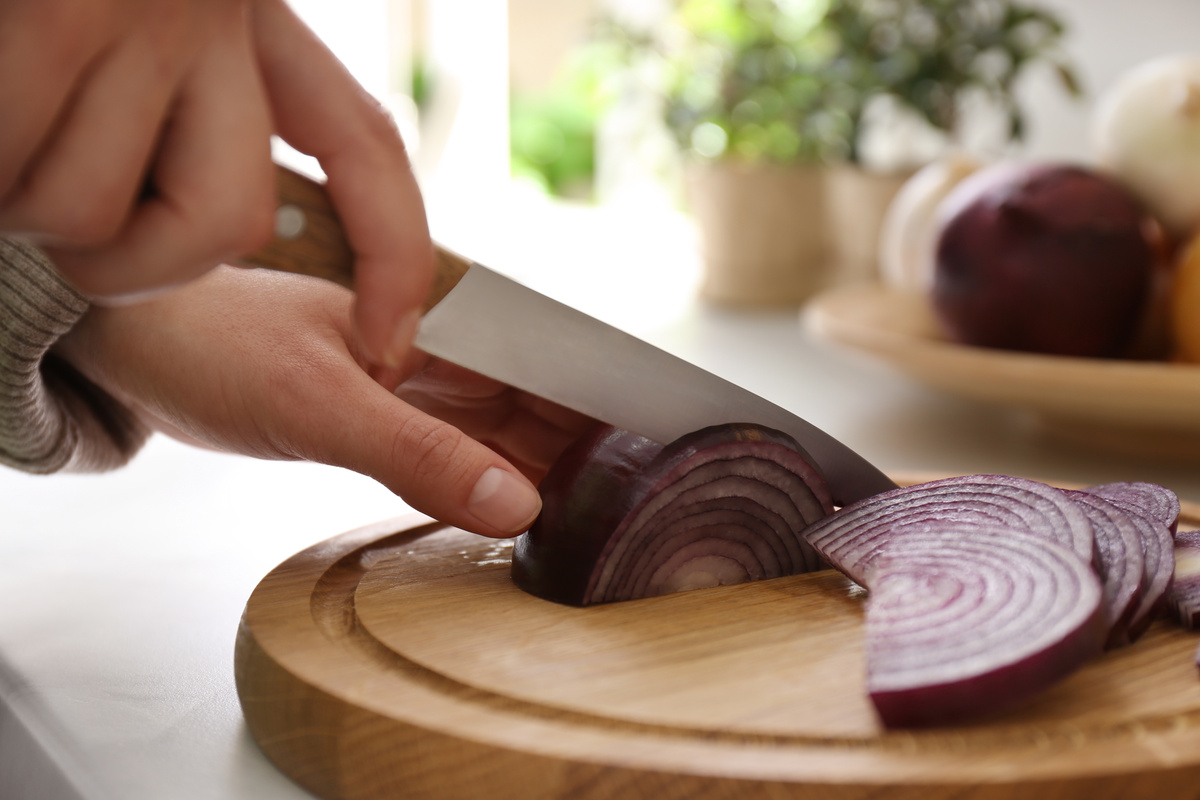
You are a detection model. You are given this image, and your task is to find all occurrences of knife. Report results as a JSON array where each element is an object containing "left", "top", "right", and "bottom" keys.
[{"left": 242, "top": 165, "right": 897, "bottom": 507}]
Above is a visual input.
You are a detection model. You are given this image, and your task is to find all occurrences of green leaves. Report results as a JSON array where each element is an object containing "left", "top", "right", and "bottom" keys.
[{"left": 603, "top": 0, "right": 1080, "bottom": 164}]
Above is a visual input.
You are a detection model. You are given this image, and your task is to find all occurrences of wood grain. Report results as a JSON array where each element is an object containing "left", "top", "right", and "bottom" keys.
[
  {"left": 238, "top": 165, "right": 471, "bottom": 313},
  {"left": 235, "top": 491, "right": 1200, "bottom": 800}
]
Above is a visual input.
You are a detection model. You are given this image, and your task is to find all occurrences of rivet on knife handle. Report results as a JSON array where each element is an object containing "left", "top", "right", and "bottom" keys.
[{"left": 240, "top": 164, "right": 472, "bottom": 313}]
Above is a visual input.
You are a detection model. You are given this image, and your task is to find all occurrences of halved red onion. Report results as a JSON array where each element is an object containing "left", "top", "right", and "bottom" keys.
[
  {"left": 1086, "top": 481, "right": 1181, "bottom": 535},
  {"left": 1064, "top": 490, "right": 1145, "bottom": 648},
  {"left": 801, "top": 474, "right": 1098, "bottom": 584},
  {"left": 1168, "top": 529, "right": 1200, "bottom": 630},
  {"left": 512, "top": 423, "right": 833, "bottom": 606},
  {"left": 865, "top": 526, "right": 1104, "bottom": 728}
]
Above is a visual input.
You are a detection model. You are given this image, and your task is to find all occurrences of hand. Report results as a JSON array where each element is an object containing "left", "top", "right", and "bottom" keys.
[
  {"left": 53, "top": 266, "right": 594, "bottom": 537},
  {"left": 1, "top": 0, "right": 431, "bottom": 366}
]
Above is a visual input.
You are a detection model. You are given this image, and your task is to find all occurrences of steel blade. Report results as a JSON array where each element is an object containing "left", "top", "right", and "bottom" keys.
[{"left": 414, "top": 263, "right": 896, "bottom": 506}]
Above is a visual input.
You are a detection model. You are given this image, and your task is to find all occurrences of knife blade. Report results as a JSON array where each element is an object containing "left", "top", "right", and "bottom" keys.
[{"left": 243, "top": 165, "right": 897, "bottom": 506}]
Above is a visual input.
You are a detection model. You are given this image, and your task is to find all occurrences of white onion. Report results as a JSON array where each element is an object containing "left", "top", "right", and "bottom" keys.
[
  {"left": 878, "top": 153, "right": 982, "bottom": 292},
  {"left": 1093, "top": 54, "right": 1200, "bottom": 240}
]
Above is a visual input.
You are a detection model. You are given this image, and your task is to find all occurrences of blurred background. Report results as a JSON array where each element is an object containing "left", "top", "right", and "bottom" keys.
[{"left": 284, "top": 0, "right": 1200, "bottom": 329}]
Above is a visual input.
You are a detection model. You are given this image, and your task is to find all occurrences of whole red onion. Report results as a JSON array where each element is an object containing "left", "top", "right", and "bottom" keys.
[{"left": 933, "top": 162, "right": 1159, "bottom": 358}]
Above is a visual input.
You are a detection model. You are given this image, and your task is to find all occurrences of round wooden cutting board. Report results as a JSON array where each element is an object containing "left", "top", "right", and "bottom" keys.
[{"left": 235, "top": 499, "right": 1200, "bottom": 800}]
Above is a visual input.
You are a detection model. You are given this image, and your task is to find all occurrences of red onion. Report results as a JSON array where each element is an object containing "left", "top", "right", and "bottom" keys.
[
  {"left": 865, "top": 526, "right": 1103, "bottom": 728},
  {"left": 801, "top": 474, "right": 1098, "bottom": 583},
  {"left": 512, "top": 423, "right": 833, "bottom": 606},
  {"left": 1082, "top": 494, "right": 1175, "bottom": 643},
  {"left": 801, "top": 474, "right": 1107, "bottom": 727},
  {"left": 1169, "top": 529, "right": 1200, "bottom": 630},
  {"left": 932, "top": 162, "right": 1158, "bottom": 357},
  {"left": 1086, "top": 481, "right": 1181, "bottom": 535},
  {"left": 1064, "top": 490, "right": 1146, "bottom": 648}
]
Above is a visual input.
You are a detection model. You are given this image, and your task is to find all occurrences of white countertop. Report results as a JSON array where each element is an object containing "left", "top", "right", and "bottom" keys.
[{"left": 4, "top": 196, "right": 1199, "bottom": 799}]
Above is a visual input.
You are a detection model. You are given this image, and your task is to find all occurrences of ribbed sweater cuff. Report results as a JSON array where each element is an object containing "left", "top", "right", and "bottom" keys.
[{"left": 0, "top": 238, "right": 150, "bottom": 473}]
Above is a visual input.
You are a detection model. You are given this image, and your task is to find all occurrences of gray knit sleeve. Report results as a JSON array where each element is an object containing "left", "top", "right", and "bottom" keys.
[{"left": 0, "top": 237, "right": 150, "bottom": 473}]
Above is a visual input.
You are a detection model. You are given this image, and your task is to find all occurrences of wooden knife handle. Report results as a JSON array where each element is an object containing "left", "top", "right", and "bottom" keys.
[{"left": 238, "top": 164, "right": 471, "bottom": 313}]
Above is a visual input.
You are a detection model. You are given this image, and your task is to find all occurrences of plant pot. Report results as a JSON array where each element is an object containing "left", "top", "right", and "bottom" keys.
[
  {"left": 685, "top": 160, "right": 829, "bottom": 307},
  {"left": 824, "top": 164, "right": 915, "bottom": 284}
]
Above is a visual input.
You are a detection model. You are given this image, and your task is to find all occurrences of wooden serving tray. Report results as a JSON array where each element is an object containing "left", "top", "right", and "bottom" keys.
[{"left": 236, "top": 497, "right": 1200, "bottom": 800}]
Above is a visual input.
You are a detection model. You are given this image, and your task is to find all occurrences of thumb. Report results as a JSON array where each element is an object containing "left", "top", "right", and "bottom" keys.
[{"left": 303, "top": 373, "right": 543, "bottom": 538}]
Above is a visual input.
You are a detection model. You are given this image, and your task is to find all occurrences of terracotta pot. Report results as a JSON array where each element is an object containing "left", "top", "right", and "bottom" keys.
[
  {"left": 685, "top": 160, "right": 829, "bottom": 307},
  {"left": 824, "top": 164, "right": 915, "bottom": 284}
]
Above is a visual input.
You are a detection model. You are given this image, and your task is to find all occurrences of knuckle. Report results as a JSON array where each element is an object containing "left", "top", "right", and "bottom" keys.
[
  {"left": 357, "top": 98, "right": 411, "bottom": 159},
  {"left": 196, "top": 172, "right": 277, "bottom": 258},
  {"left": 391, "top": 416, "right": 471, "bottom": 486}
]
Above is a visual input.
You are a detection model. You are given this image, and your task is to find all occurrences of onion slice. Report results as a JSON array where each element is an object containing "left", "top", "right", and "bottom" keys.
[
  {"left": 801, "top": 474, "right": 1098, "bottom": 583},
  {"left": 1064, "top": 490, "right": 1146, "bottom": 648},
  {"left": 1085, "top": 495, "right": 1175, "bottom": 642},
  {"left": 865, "top": 526, "right": 1104, "bottom": 728},
  {"left": 1086, "top": 481, "right": 1181, "bottom": 535},
  {"left": 512, "top": 423, "right": 833, "bottom": 606},
  {"left": 801, "top": 474, "right": 1106, "bottom": 727},
  {"left": 1170, "top": 530, "right": 1200, "bottom": 631}
]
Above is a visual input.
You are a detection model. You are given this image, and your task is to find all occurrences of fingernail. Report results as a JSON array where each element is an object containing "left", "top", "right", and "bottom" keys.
[
  {"left": 468, "top": 467, "right": 542, "bottom": 534},
  {"left": 382, "top": 309, "right": 422, "bottom": 368}
]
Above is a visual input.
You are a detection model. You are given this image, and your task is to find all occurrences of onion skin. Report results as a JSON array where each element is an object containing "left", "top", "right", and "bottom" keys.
[
  {"left": 511, "top": 425, "right": 664, "bottom": 606},
  {"left": 1093, "top": 54, "right": 1200, "bottom": 241},
  {"left": 879, "top": 153, "right": 982, "bottom": 293},
  {"left": 513, "top": 423, "right": 833, "bottom": 606},
  {"left": 932, "top": 162, "right": 1158, "bottom": 358}
]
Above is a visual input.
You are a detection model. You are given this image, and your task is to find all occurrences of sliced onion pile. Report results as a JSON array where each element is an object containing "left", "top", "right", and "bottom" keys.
[
  {"left": 800, "top": 474, "right": 1180, "bottom": 727},
  {"left": 512, "top": 423, "right": 833, "bottom": 606},
  {"left": 1087, "top": 481, "right": 1181, "bottom": 535},
  {"left": 1065, "top": 490, "right": 1146, "bottom": 648},
  {"left": 510, "top": 433, "right": 1187, "bottom": 728},
  {"left": 1088, "top": 494, "right": 1176, "bottom": 644}
]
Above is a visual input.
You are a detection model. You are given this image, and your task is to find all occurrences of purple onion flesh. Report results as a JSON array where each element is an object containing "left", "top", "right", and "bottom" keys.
[
  {"left": 865, "top": 526, "right": 1103, "bottom": 728},
  {"left": 513, "top": 440, "right": 1183, "bottom": 727},
  {"left": 1169, "top": 529, "right": 1200, "bottom": 631},
  {"left": 801, "top": 475, "right": 1108, "bottom": 726},
  {"left": 512, "top": 423, "right": 833, "bottom": 606},
  {"left": 1086, "top": 481, "right": 1181, "bottom": 535},
  {"left": 1065, "top": 490, "right": 1146, "bottom": 648},
  {"left": 1081, "top": 494, "right": 1175, "bottom": 643},
  {"left": 801, "top": 474, "right": 1099, "bottom": 582}
]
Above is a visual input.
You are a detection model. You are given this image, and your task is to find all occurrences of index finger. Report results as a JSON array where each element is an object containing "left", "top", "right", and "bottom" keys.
[{"left": 249, "top": 0, "right": 433, "bottom": 367}]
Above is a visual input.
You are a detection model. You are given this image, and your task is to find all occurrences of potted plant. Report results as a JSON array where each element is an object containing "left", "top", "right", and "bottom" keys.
[
  {"left": 578, "top": 0, "right": 1080, "bottom": 304},
  {"left": 817, "top": 0, "right": 1082, "bottom": 280},
  {"left": 618, "top": 0, "right": 844, "bottom": 306}
]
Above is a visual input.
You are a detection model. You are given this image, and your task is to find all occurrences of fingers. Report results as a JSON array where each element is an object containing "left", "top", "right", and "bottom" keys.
[
  {"left": 250, "top": 0, "right": 433, "bottom": 367},
  {"left": 46, "top": 2, "right": 275, "bottom": 299},
  {"left": 0, "top": 1, "right": 103, "bottom": 196},
  {"left": 291, "top": 367, "right": 544, "bottom": 539},
  {"left": 2, "top": 20, "right": 184, "bottom": 248},
  {"left": 395, "top": 359, "right": 595, "bottom": 480}
]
